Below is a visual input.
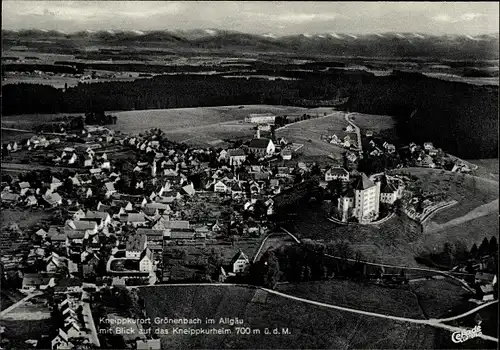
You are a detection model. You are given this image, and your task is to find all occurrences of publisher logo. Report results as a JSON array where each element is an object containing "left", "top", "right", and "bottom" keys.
[{"left": 451, "top": 326, "right": 482, "bottom": 343}]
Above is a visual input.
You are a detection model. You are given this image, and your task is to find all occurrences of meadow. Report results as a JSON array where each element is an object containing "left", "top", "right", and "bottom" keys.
[{"left": 137, "top": 285, "right": 439, "bottom": 349}]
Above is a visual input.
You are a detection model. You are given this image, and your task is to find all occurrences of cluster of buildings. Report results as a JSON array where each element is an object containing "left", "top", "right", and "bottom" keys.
[{"left": 326, "top": 169, "right": 405, "bottom": 224}]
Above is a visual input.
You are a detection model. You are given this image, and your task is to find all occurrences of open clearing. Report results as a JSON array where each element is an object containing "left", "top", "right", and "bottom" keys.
[
  {"left": 137, "top": 285, "right": 440, "bottom": 349},
  {"left": 110, "top": 105, "right": 312, "bottom": 135},
  {"left": 275, "top": 112, "right": 352, "bottom": 158},
  {"left": 277, "top": 278, "right": 471, "bottom": 320},
  {"left": 468, "top": 158, "right": 499, "bottom": 182},
  {"left": 348, "top": 112, "right": 396, "bottom": 133}
]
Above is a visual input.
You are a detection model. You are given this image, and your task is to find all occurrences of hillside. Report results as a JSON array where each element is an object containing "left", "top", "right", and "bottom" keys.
[
  {"left": 136, "top": 285, "right": 441, "bottom": 349},
  {"left": 2, "top": 30, "right": 499, "bottom": 59}
]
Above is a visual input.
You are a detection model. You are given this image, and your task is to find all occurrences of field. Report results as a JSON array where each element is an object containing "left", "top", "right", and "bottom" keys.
[
  {"left": 110, "top": 105, "right": 311, "bottom": 135},
  {"left": 0, "top": 296, "right": 52, "bottom": 349},
  {"left": 162, "top": 238, "right": 264, "bottom": 281},
  {"left": 468, "top": 158, "right": 499, "bottom": 182},
  {"left": 137, "top": 285, "right": 440, "bottom": 349},
  {"left": 348, "top": 112, "right": 396, "bottom": 133},
  {"left": 0, "top": 209, "right": 52, "bottom": 230},
  {"left": 277, "top": 278, "right": 471, "bottom": 320},
  {"left": 275, "top": 112, "right": 352, "bottom": 159}
]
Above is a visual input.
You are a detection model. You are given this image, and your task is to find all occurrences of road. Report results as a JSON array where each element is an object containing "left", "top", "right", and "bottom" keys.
[
  {"left": 279, "top": 227, "right": 476, "bottom": 293},
  {"left": 0, "top": 292, "right": 41, "bottom": 318},
  {"left": 345, "top": 113, "right": 363, "bottom": 152},
  {"left": 1, "top": 127, "right": 66, "bottom": 137},
  {"left": 130, "top": 283, "right": 497, "bottom": 343}
]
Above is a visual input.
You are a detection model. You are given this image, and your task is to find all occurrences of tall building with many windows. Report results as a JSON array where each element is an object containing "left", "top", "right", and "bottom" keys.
[
  {"left": 353, "top": 173, "right": 381, "bottom": 223},
  {"left": 337, "top": 173, "right": 381, "bottom": 223}
]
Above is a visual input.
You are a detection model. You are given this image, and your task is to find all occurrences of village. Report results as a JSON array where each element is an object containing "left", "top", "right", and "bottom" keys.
[{"left": 0, "top": 111, "right": 497, "bottom": 349}]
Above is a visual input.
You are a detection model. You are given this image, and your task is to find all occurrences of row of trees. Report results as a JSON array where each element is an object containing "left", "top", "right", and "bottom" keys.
[
  {"left": 416, "top": 236, "right": 498, "bottom": 270},
  {"left": 3, "top": 69, "right": 497, "bottom": 158}
]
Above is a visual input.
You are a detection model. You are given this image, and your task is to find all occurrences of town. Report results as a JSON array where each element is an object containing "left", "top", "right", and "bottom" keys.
[{"left": 1, "top": 107, "right": 497, "bottom": 349}]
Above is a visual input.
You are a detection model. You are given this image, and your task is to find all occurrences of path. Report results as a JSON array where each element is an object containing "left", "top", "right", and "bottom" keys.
[
  {"left": 130, "top": 283, "right": 497, "bottom": 342},
  {"left": 425, "top": 199, "right": 499, "bottom": 234},
  {"left": 345, "top": 113, "right": 362, "bottom": 152},
  {"left": 0, "top": 292, "right": 41, "bottom": 318}
]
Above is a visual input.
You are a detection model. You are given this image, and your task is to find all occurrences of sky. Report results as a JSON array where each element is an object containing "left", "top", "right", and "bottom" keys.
[{"left": 2, "top": 1, "right": 499, "bottom": 36}]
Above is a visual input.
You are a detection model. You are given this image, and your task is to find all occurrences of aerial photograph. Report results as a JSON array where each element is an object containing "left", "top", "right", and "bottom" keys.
[{"left": 0, "top": 1, "right": 498, "bottom": 349}]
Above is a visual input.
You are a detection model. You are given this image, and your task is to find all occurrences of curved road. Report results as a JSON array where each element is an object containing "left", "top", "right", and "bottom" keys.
[
  {"left": 345, "top": 113, "right": 362, "bottom": 152},
  {"left": 131, "top": 283, "right": 498, "bottom": 342}
]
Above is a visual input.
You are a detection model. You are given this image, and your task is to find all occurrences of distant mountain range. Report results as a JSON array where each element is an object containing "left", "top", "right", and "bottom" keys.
[{"left": 2, "top": 29, "right": 499, "bottom": 59}]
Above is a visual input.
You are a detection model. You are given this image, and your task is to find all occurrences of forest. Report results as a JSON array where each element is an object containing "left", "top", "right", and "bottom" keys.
[{"left": 2, "top": 70, "right": 498, "bottom": 158}]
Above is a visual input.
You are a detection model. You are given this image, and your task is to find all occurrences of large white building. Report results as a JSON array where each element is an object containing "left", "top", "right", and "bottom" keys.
[
  {"left": 325, "top": 167, "right": 350, "bottom": 182},
  {"left": 248, "top": 138, "right": 275, "bottom": 157},
  {"left": 338, "top": 173, "right": 381, "bottom": 223},
  {"left": 245, "top": 114, "right": 276, "bottom": 124}
]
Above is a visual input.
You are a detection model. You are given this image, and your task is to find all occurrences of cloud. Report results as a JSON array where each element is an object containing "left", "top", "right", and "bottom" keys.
[
  {"left": 432, "top": 13, "right": 486, "bottom": 23},
  {"left": 273, "top": 12, "right": 342, "bottom": 23}
]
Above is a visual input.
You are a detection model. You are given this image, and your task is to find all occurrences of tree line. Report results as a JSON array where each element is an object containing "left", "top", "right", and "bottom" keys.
[{"left": 3, "top": 70, "right": 498, "bottom": 158}]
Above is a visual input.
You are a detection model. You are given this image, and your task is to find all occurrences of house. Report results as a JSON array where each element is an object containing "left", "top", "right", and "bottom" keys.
[
  {"left": 84, "top": 211, "right": 111, "bottom": 228},
  {"left": 50, "top": 177, "right": 63, "bottom": 191},
  {"left": 366, "top": 130, "right": 373, "bottom": 137},
  {"left": 81, "top": 251, "right": 100, "bottom": 278},
  {"left": 182, "top": 183, "right": 196, "bottom": 196},
  {"left": 127, "top": 213, "right": 147, "bottom": 227},
  {"left": 51, "top": 328, "right": 73, "bottom": 349},
  {"left": 35, "top": 228, "right": 48, "bottom": 239},
  {"left": 423, "top": 142, "right": 434, "bottom": 151},
  {"left": 84, "top": 156, "right": 93, "bottom": 168},
  {"left": 218, "top": 149, "right": 228, "bottom": 162},
  {"left": 103, "top": 182, "right": 116, "bottom": 198},
  {"left": 67, "top": 153, "right": 78, "bottom": 165},
  {"left": 1, "top": 192, "right": 20, "bottom": 203},
  {"left": 214, "top": 180, "right": 230, "bottom": 193},
  {"left": 380, "top": 179, "right": 399, "bottom": 205},
  {"left": 228, "top": 149, "right": 247, "bottom": 166},
  {"left": 45, "top": 253, "right": 65, "bottom": 273},
  {"left": 139, "top": 248, "right": 154, "bottom": 273},
  {"left": 325, "top": 167, "right": 349, "bottom": 182},
  {"left": 346, "top": 125, "right": 355, "bottom": 132},
  {"left": 43, "top": 192, "right": 63, "bottom": 207},
  {"left": 248, "top": 138, "right": 275, "bottom": 157},
  {"left": 231, "top": 250, "right": 250, "bottom": 274},
  {"left": 65, "top": 220, "right": 98, "bottom": 234},
  {"left": 475, "top": 272, "right": 497, "bottom": 285},
  {"left": 19, "top": 181, "right": 31, "bottom": 190},
  {"left": 22, "top": 273, "right": 52, "bottom": 292},
  {"left": 280, "top": 148, "right": 292, "bottom": 160}
]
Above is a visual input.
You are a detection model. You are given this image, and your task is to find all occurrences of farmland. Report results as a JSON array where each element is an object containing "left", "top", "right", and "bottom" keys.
[
  {"left": 110, "top": 105, "right": 311, "bottom": 135},
  {"left": 277, "top": 278, "right": 471, "bottom": 320},
  {"left": 137, "top": 285, "right": 439, "bottom": 349},
  {"left": 275, "top": 111, "right": 352, "bottom": 158}
]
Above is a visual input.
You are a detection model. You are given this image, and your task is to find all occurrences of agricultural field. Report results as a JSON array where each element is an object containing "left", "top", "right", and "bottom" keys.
[
  {"left": 0, "top": 295, "right": 52, "bottom": 350},
  {"left": 275, "top": 112, "right": 352, "bottom": 158},
  {"left": 277, "top": 280, "right": 426, "bottom": 319},
  {"left": 1, "top": 113, "right": 82, "bottom": 129},
  {"left": 137, "top": 285, "right": 439, "bottom": 349},
  {"left": 349, "top": 112, "right": 396, "bottom": 133},
  {"left": 110, "top": 105, "right": 310, "bottom": 135}
]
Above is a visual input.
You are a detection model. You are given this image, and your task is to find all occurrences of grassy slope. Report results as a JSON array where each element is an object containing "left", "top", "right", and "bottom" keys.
[
  {"left": 110, "top": 105, "right": 309, "bottom": 135},
  {"left": 275, "top": 112, "right": 350, "bottom": 158},
  {"left": 138, "top": 285, "right": 437, "bottom": 349}
]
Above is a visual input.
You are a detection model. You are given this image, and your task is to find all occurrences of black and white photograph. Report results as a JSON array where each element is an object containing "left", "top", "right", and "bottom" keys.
[{"left": 1, "top": 1, "right": 498, "bottom": 349}]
